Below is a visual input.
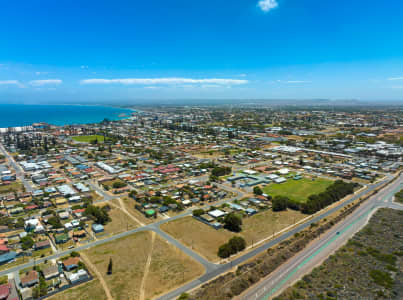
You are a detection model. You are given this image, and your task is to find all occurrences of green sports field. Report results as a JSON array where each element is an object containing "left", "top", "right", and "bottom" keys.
[
  {"left": 263, "top": 177, "right": 333, "bottom": 203},
  {"left": 71, "top": 135, "right": 107, "bottom": 143}
]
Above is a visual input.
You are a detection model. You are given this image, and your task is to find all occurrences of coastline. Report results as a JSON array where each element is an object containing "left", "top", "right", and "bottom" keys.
[{"left": 0, "top": 104, "right": 135, "bottom": 128}]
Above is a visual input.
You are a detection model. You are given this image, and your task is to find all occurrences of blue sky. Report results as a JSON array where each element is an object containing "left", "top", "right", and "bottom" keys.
[{"left": 1, "top": 0, "right": 403, "bottom": 103}]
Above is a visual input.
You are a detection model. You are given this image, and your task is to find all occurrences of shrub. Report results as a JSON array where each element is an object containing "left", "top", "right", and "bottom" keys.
[{"left": 369, "top": 269, "right": 394, "bottom": 288}]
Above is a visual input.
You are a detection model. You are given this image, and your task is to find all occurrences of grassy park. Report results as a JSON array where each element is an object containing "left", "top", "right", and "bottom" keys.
[
  {"left": 263, "top": 177, "right": 333, "bottom": 203},
  {"left": 72, "top": 135, "right": 108, "bottom": 143}
]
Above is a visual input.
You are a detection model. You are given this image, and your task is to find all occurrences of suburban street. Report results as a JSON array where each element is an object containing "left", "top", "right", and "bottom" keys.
[
  {"left": 0, "top": 141, "right": 400, "bottom": 300},
  {"left": 239, "top": 173, "right": 403, "bottom": 300},
  {"left": 0, "top": 142, "right": 34, "bottom": 192}
]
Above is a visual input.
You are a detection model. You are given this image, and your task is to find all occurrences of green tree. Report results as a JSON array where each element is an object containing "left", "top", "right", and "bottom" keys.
[
  {"left": 107, "top": 257, "right": 113, "bottom": 275},
  {"left": 21, "top": 236, "right": 34, "bottom": 250},
  {"left": 192, "top": 209, "right": 205, "bottom": 217},
  {"left": 223, "top": 213, "right": 242, "bottom": 232},
  {"left": 253, "top": 186, "right": 263, "bottom": 195},
  {"left": 228, "top": 236, "right": 246, "bottom": 253},
  {"left": 272, "top": 195, "right": 288, "bottom": 212}
]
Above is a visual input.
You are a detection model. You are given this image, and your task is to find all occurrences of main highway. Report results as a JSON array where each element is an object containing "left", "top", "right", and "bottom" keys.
[{"left": 239, "top": 173, "right": 403, "bottom": 300}]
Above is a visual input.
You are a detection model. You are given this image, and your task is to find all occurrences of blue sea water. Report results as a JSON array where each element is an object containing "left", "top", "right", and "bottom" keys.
[{"left": 0, "top": 104, "right": 133, "bottom": 127}]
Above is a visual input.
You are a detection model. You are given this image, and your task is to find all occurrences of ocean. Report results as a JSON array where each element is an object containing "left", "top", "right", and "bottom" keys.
[{"left": 0, "top": 104, "right": 133, "bottom": 127}]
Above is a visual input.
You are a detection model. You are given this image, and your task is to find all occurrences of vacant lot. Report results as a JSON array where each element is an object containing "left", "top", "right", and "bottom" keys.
[
  {"left": 161, "top": 209, "right": 306, "bottom": 262},
  {"left": 97, "top": 205, "right": 138, "bottom": 235},
  {"left": 278, "top": 208, "right": 403, "bottom": 300},
  {"left": 263, "top": 178, "right": 333, "bottom": 203},
  {"left": 72, "top": 135, "right": 108, "bottom": 143},
  {"left": 0, "top": 181, "right": 23, "bottom": 194},
  {"left": 83, "top": 231, "right": 203, "bottom": 299},
  {"left": 161, "top": 217, "right": 234, "bottom": 262},
  {"left": 242, "top": 209, "right": 305, "bottom": 245},
  {"left": 48, "top": 279, "right": 107, "bottom": 300},
  {"left": 144, "top": 235, "right": 204, "bottom": 299}
]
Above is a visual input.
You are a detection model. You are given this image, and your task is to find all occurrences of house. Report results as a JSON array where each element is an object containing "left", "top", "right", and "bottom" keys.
[
  {"left": 73, "top": 230, "right": 86, "bottom": 238},
  {"left": 159, "top": 206, "right": 169, "bottom": 213},
  {"left": 208, "top": 209, "right": 225, "bottom": 219},
  {"left": 274, "top": 177, "right": 287, "bottom": 184},
  {"left": 42, "top": 264, "right": 59, "bottom": 280},
  {"left": 20, "top": 271, "right": 39, "bottom": 288},
  {"left": 67, "top": 269, "right": 89, "bottom": 284},
  {"left": 0, "top": 252, "right": 16, "bottom": 265},
  {"left": 34, "top": 240, "right": 50, "bottom": 250},
  {"left": 144, "top": 209, "right": 156, "bottom": 218},
  {"left": 0, "top": 284, "right": 10, "bottom": 300},
  {"left": 63, "top": 257, "right": 80, "bottom": 271},
  {"left": 54, "top": 233, "right": 69, "bottom": 244},
  {"left": 92, "top": 224, "right": 104, "bottom": 233},
  {"left": 20, "top": 287, "right": 32, "bottom": 300}
]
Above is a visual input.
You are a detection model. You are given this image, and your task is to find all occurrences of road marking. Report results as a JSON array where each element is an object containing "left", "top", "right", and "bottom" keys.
[{"left": 260, "top": 206, "right": 374, "bottom": 300}]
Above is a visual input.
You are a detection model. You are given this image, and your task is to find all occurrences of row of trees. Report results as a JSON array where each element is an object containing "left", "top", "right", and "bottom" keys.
[
  {"left": 271, "top": 180, "right": 357, "bottom": 214},
  {"left": 301, "top": 180, "right": 357, "bottom": 214}
]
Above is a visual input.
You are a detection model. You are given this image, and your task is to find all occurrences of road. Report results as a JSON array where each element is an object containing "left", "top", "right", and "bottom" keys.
[
  {"left": 0, "top": 140, "right": 399, "bottom": 300},
  {"left": 156, "top": 173, "right": 397, "bottom": 300},
  {"left": 0, "top": 171, "right": 394, "bottom": 299},
  {"left": 0, "top": 142, "right": 34, "bottom": 192},
  {"left": 239, "top": 173, "right": 403, "bottom": 300}
]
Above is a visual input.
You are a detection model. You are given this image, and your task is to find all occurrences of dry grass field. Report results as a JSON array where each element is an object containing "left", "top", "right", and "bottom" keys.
[
  {"left": 161, "top": 216, "right": 235, "bottom": 262},
  {"left": 144, "top": 235, "right": 204, "bottom": 299},
  {"left": 161, "top": 209, "right": 306, "bottom": 262},
  {"left": 95, "top": 204, "right": 139, "bottom": 235},
  {"left": 83, "top": 230, "right": 203, "bottom": 300},
  {"left": 241, "top": 209, "right": 306, "bottom": 245},
  {"left": 48, "top": 279, "right": 107, "bottom": 300}
]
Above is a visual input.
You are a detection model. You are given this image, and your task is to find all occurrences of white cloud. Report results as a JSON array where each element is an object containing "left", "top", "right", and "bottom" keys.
[
  {"left": 257, "top": 0, "right": 278, "bottom": 13},
  {"left": 286, "top": 80, "right": 311, "bottom": 83},
  {"left": 80, "top": 77, "right": 248, "bottom": 86},
  {"left": 81, "top": 65, "right": 89, "bottom": 69},
  {"left": 0, "top": 80, "right": 20, "bottom": 85},
  {"left": 388, "top": 77, "right": 403, "bottom": 81},
  {"left": 29, "top": 79, "right": 62, "bottom": 86},
  {"left": 276, "top": 80, "right": 311, "bottom": 84}
]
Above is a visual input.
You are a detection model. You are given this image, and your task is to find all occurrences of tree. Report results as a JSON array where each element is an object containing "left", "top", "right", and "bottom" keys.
[
  {"left": 70, "top": 251, "right": 80, "bottom": 257},
  {"left": 228, "top": 236, "right": 246, "bottom": 253},
  {"left": 21, "top": 236, "right": 34, "bottom": 250},
  {"left": 107, "top": 257, "right": 113, "bottom": 275},
  {"left": 253, "top": 186, "right": 263, "bottom": 195},
  {"left": 85, "top": 205, "right": 110, "bottom": 225},
  {"left": 272, "top": 195, "right": 288, "bottom": 212},
  {"left": 217, "top": 243, "right": 233, "bottom": 258},
  {"left": 112, "top": 181, "right": 127, "bottom": 189},
  {"left": 223, "top": 213, "right": 242, "bottom": 232},
  {"left": 192, "top": 209, "right": 205, "bottom": 217}
]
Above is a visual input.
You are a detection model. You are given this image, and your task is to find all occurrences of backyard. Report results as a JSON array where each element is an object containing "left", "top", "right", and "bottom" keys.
[{"left": 263, "top": 177, "right": 333, "bottom": 203}]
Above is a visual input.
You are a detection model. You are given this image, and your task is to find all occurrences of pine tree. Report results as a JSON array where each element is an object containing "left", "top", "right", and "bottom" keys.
[{"left": 107, "top": 257, "right": 113, "bottom": 275}]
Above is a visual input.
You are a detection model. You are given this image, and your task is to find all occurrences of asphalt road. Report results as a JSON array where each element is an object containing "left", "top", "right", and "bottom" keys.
[
  {"left": 156, "top": 174, "right": 397, "bottom": 300},
  {"left": 239, "top": 173, "right": 403, "bottom": 300},
  {"left": 0, "top": 142, "right": 34, "bottom": 192},
  {"left": 0, "top": 141, "right": 399, "bottom": 300}
]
